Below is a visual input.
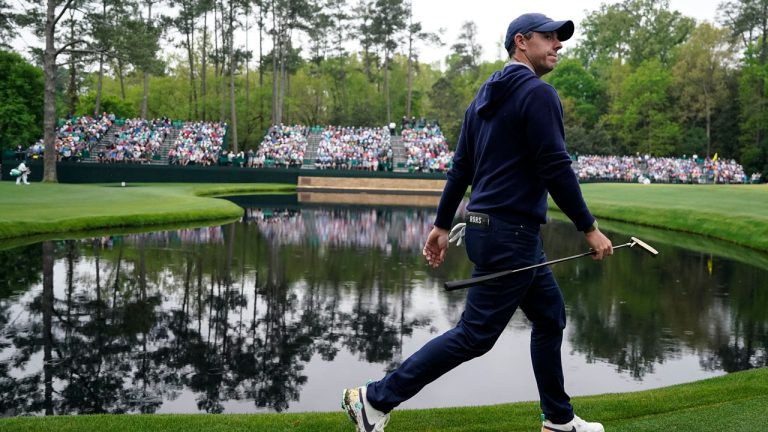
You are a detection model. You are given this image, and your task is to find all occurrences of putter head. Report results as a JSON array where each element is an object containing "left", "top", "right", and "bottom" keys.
[{"left": 630, "top": 237, "right": 659, "bottom": 257}]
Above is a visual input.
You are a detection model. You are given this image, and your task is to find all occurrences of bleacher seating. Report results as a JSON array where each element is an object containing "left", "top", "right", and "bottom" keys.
[
  {"left": 25, "top": 114, "right": 114, "bottom": 162},
  {"left": 401, "top": 125, "right": 453, "bottom": 173},
  {"left": 15, "top": 116, "right": 760, "bottom": 183},
  {"left": 314, "top": 126, "right": 393, "bottom": 171},
  {"left": 575, "top": 154, "right": 749, "bottom": 184},
  {"left": 101, "top": 118, "right": 171, "bottom": 164},
  {"left": 252, "top": 124, "right": 307, "bottom": 168},
  {"left": 168, "top": 121, "right": 227, "bottom": 166}
]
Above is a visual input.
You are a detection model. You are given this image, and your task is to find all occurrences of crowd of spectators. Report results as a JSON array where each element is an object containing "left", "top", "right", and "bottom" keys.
[
  {"left": 315, "top": 126, "right": 393, "bottom": 171},
  {"left": 24, "top": 113, "right": 114, "bottom": 162},
  {"left": 575, "top": 154, "right": 752, "bottom": 184},
  {"left": 13, "top": 114, "right": 765, "bottom": 184},
  {"left": 98, "top": 118, "right": 172, "bottom": 164},
  {"left": 250, "top": 124, "right": 307, "bottom": 168},
  {"left": 401, "top": 124, "right": 453, "bottom": 173},
  {"left": 168, "top": 121, "right": 227, "bottom": 166}
]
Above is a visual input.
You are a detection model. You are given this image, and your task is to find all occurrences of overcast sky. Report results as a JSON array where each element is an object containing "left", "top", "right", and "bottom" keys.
[{"left": 408, "top": 0, "right": 724, "bottom": 65}]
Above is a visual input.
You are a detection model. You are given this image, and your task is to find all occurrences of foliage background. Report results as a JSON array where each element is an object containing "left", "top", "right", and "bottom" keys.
[{"left": 1, "top": 0, "right": 767, "bottom": 176}]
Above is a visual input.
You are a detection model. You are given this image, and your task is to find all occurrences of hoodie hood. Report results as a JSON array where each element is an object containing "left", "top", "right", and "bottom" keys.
[{"left": 476, "top": 63, "right": 538, "bottom": 119}]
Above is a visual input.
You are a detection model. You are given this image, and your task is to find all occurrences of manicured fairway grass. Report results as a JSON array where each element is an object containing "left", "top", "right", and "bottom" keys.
[
  {"left": 0, "top": 182, "right": 294, "bottom": 242},
  {"left": 559, "top": 183, "right": 768, "bottom": 252},
  {"left": 2, "top": 182, "right": 766, "bottom": 251},
  {"left": 1, "top": 181, "right": 767, "bottom": 431},
  {"left": 0, "top": 367, "right": 765, "bottom": 431}
]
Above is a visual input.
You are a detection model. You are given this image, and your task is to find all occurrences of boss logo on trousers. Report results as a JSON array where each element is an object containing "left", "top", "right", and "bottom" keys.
[{"left": 466, "top": 212, "right": 489, "bottom": 228}]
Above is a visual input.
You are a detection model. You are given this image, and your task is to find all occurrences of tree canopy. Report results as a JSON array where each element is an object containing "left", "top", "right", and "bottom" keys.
[
  {"left": 2, "top": 0, "right": 767, "bottom": 178},
  {"left": 0, "top": 50, "right": 44, "bottom": 151}
]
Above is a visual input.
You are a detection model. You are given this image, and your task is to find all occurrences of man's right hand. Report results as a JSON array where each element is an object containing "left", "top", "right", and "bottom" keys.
[
  {"left": 423, "top": 226, "right": 449, "bottom": 268},
  {"left": 585, "top": 229, "right": 613, "bottom": 260}
]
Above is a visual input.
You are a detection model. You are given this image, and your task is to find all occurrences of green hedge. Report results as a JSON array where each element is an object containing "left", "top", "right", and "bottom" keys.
[{"left": 1, "top": 158, "right": 448, "bottom": 184}]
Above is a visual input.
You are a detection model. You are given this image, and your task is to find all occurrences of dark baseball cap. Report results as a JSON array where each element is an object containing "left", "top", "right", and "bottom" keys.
[{"left": 504, "top": 13, "right": 575, "bottom": 52}]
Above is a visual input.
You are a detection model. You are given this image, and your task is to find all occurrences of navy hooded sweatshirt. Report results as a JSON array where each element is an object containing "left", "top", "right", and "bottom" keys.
[{"left": 434, "top": 63, "right": 595, "bottom": 231}]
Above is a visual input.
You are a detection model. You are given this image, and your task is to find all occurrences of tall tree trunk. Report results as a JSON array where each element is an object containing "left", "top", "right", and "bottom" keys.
[
  {"left": 68, "top": 59, "right": 77, "bottom": 116},
  {"left": 216, "top": 0, "right": 226, "bottom": 123},
  {"left": 705, "top": 96, "right": 711, "bottom": 158},
  {"left": 186, "top": 16, "right": 198, "bottom": 120},
  {"left": 141, "top": 71, "right": 149, "bottom": 119},
  {"left": 363, "top": 47, "right": 372, "bottom": 82},
  {"left": 244, "top": 8, "right": 251, "bottom": 147},
  {"left": 258, "top": 5, "right": 264, "bottom": 131},
  {"left": 213, "top": 1, "right": 221, "bottom": 122},
  {"left": 228, "top": 0, "right": 238, "bottom": 153},
  {"left": 406, "top": 34, "right": 414, "bottom": 118},
  {"left": 384, "top": 54, "right": 391, "bottom": 123},
  {"left": 43, "top": 0, "right": 58, "bottom": 182},
  {"left": 117, "top": 60, "right": 126, "bottom": 100},
  {"left": 95, "top": 0, "right": 107, "bottom": 116},
  {"left": 141, "top": 4, "right": 153, "bottom": 119},
  {"left": 201, "top": 10, "right": 208, "bottom": 121},
  {"left": 95, "top": 53, "right": 104, "bottom": 115},
  {"left": 271, "top": 5, "right": 279, "bottom": 125},
  {"left": 67, "top": 17, "right": 77, "bottom": 116},
  {"left": 280, "top": 45, "right": 287, "bottom": 123}
]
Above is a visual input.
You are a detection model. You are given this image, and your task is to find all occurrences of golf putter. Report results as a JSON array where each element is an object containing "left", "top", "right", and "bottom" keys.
[{"left": 444, "top": 236, "right": 658, "bottom": 291}]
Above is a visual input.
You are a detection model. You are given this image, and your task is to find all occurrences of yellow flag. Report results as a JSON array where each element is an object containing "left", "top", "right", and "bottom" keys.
[{"left": 712, "top": 152, "right": 718, "bottom": 162}]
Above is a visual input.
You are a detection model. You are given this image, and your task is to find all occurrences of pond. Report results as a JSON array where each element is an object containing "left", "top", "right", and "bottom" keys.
[{"left": 0, "top": 194, "right": 766, "bottom": 415}]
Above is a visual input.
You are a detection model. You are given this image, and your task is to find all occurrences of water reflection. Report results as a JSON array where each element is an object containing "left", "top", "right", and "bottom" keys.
[{"left": 0, "top": 198, "right": 766, "bottom": 416}]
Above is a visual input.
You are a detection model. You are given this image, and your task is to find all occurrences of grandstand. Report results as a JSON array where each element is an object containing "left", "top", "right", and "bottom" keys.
[
  {"left": 9, "top": 115, "right": 760, "bottom": 184},
  {"left": 574, "top": 154, "right": 750, "bottom": 184},
  {"left": 83, "top": 118, "right": 174, "bottom": 164},
  {"left": 19, "top": 116, "right": 456, "bottom": 174},
  {"left": 312, "top": 126, "right": 393, "bottom": 171}
]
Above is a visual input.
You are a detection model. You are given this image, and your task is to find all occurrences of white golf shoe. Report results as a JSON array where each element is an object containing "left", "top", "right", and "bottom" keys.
[
  {"left": 542, "top": 414, "right": 605, "bottom": 432},
  {"left": 341, "top": 385, "right": 390, "bottom": 432}
]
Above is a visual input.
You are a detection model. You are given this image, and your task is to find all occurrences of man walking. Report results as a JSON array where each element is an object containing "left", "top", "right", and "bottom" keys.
[{"left": 342, "top": 12, "right": 613, "bottom": 432}]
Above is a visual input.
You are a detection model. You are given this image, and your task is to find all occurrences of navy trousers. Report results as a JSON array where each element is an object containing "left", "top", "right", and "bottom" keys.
[{"left": 366, "top": 215, "right": 574, "bottom": 424}]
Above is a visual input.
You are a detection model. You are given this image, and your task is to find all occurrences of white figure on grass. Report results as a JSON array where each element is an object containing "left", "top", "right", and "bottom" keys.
[{"left": 12, "top": 162, "right": 31, "bottom": 185}]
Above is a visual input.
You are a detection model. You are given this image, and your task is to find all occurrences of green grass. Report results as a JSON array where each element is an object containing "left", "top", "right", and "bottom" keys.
[
  {"left": 2, "top": 182, "right": 767, "bottom": 251},
  {"left": 554, "top": 183, "right": 768, "bottom": 252},
  {"left": 0, "top": 368, "right": 765, "bottom": 431},
  {"left": 0, "top": 182, "right": 295, "bottom": 243},
  {"left": 0, "top": 181, "right": 767, "bottom": 429}
]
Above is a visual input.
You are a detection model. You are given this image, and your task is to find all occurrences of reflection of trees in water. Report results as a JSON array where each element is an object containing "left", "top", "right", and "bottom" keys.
[
  {"left": 0, "top": 243, "right": 44, "bottom": 412},
  {"left": 1, "top": 240, "right": 166, "bottom": 415},
  {"left": 0, "top": 224, "right": 432, "bottom": 415},
  {"left": 0, "top": 243, "right": 42, "bottom": 299},
  {"left": 342, "top": 284, "right": 430, "bottom": 371},
  {"left": 1, "top": 212, "right": 766, "bottom": 414},
  {"left": 543, "top": 222, "right": 768, "bottom": 379},
  {"left": 698, "top": 261, "right": 768, "bottom": 373}
]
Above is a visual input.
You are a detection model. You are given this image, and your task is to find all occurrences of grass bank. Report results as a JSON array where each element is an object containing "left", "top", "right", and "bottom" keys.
[
  {"left": 554, "top": 183, "right": 768, "bottom": 252},
  {"left": 2, "top": 182, "right": 766, "bottom": 252},
  {"left": 0, "top": 367, "right": 765, "bottom": 431},
  {"left": 0, "top": 182, "right": 294, "bottom": 243},
  {"left": 0, "top": 181, "right": 766, "bottom": 430}
]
